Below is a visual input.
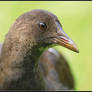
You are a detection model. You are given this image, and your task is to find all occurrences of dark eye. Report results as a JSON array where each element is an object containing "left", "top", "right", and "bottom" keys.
[{"left": 39, "top": 22, "right": 47, "bottom": 30}]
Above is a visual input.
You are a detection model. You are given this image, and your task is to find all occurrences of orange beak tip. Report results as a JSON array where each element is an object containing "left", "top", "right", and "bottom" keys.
[{"left": 55, "top": 37, "right": 79, "bottom": 53}]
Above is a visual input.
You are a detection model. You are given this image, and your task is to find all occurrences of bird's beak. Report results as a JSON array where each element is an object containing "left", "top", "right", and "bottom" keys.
[{"left": 54, "top": 22, "right": 79, "bottom": 53}]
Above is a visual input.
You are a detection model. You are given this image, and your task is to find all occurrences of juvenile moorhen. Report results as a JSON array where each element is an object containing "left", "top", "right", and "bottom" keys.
[
  {"left": 39, "top": 48, "right": 75, "bottom": 90},
  {"left": 0, "top": 9, "right": 79, "bottom": 90}
]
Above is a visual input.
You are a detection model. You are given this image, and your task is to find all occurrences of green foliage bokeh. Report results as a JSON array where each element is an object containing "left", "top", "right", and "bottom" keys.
[{"left": 0, "top": 1, "right": 92, "bottom": 91}]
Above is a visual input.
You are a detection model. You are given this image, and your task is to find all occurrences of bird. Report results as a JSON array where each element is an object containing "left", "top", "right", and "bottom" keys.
[
  {"left": 0, "top": 9, "right": 79, "bottom": 90},
  {"left": 39, "top": 48, "right": 75, "bottom": 90}
]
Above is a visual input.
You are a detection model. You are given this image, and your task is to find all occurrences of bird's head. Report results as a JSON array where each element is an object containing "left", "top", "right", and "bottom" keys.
[
  {"left": 10, "top": 9, "right": 79, "bottom": 53},
  {"left": 27, "top": 9, "right": 79, "bottom": 53}
]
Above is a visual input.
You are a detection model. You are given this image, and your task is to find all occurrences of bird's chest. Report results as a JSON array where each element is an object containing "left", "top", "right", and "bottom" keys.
[{"left": 4, "top": 65, "right": 45, "bottom": 90}]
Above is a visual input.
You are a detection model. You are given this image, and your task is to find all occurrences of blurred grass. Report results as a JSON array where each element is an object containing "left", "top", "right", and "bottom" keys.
[{"left": 0, "top": 1, "right": 92, "bottom": 91}]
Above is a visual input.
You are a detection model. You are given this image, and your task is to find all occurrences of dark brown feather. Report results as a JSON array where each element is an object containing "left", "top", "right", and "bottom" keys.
[{"left": 39, "top": 48, "right": 75, "bottom": 90}]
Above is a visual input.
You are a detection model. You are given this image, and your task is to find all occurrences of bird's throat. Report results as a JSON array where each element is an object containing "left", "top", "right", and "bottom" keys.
[{"left": 11, "top": 45, "right": 46, "bottom": 90}]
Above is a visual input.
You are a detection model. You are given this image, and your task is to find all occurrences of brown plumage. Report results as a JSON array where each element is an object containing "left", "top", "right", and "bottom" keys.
[
  {"left": 0, "top": 9, "right": 79, "bottom": 90},
  {"left": 39, "top": 48, "right": 74, "bottom": 90}
]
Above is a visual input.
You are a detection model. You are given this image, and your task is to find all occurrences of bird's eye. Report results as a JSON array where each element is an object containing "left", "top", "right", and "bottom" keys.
[{"left": 39, "top": 22, "right": 47, "bottom": 30}]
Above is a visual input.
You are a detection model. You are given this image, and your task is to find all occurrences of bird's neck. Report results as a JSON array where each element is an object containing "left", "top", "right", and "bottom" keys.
[
  {"left": 14, "top": 45, "right": 45, "bottom": 90},
  {"left": 22, "top": 45, "right": 44, "bottom": 72},
  {"left": 0, "top": 43, "right": 45, "bottom": 90}
]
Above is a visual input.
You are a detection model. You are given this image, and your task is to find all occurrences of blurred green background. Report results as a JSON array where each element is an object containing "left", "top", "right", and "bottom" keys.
[{"left": 0, "top": 1, "right": 92, "bottom": 91}]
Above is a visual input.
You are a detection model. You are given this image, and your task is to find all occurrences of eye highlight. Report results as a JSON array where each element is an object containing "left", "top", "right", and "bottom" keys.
[{"left": 39, "top": 22, "right": 47, "bottom": 30}]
